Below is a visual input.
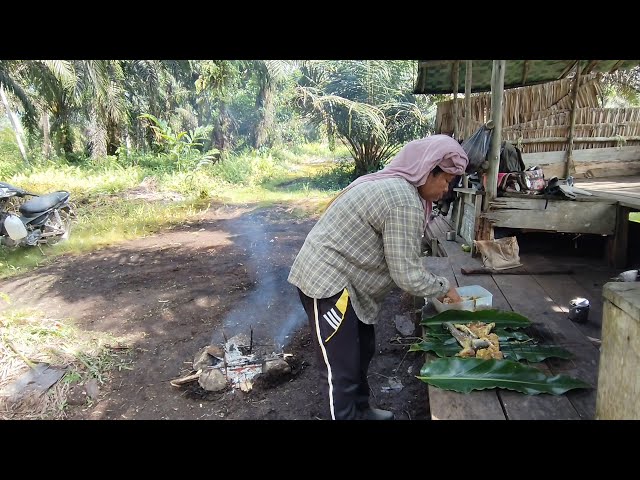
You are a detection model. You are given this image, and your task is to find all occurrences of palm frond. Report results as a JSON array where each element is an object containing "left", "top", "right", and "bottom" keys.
[
  {"left": 41, "top": 60, "right": 76, "bottom": 91},
  {"left": 296, "top": 86, "right": 388, "bottom": 140},
  {"left": 263, "top": 60, "right": 296, "bottom": 81},
  {"left": 0, "top": 73, "right": 38, "bottom": 131}
]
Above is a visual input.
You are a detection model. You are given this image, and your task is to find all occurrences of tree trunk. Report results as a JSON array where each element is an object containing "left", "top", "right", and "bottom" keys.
[
  {"left": 106, "top": 118, "right": 120, "bottom": 156},
  {"left": 41, "top": 111, "right": 52, "bottom": 159},
  {"left": 253, "top": 77, "right": 274, "bottom": 149},
  {"left": 57, "top": 107, "right": 75, "bottom": 157},
  {"left": 325, "top": 115, "right": 336, "bottom": 151},
  {"left": 62, "top": 127, "right": 74, "bottom": 156},
  {"left": 89, "top": 119, "right": 106, "bottom": 160},
  {"left": 0, "top": 86, "right": 29, "bottom": 164},
  {"left": 213, "top": 100, "right": 231, "bottom": 152}
]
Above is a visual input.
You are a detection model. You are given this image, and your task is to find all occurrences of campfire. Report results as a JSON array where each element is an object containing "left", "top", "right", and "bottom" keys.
[{"left": 171, "top": 331, "right": 292, "bottom": 393}]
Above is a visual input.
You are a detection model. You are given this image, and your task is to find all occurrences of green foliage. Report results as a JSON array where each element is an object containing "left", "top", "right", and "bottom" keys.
[
  {"left": 412, "top": 308, "right": 586, "bottom": 395},
  {"left": 296, "top": 60, "right": 436, "bottom": 176},
  {"left": 0, "top": 126, "right": 24, "bottom": 177},
  {"left": 418, "top": 357, "right": 591, "bottom": 395},
  {"left": 0, "top": 306, "right": 133, "bottom": 418},
  {"left": 0, "top": 142, "right": 341, "bottom": 278},
  {"left": 306, "top": 159, "right": 355, "bottom": 190},
  {"left": 420, "top": 309, "right": 531, "bottom": 328},
  {"left": 210, "top": 149, "right": 291, "bottom": 186},
  {"left": 411, "top": 324, "right": 573, "bottom": 363},
  {"left": 138, "top": 113, "right": 219, "bottom": 171},
  {"left": 601, "top": 67, "right": 640, "bottom": 107}
]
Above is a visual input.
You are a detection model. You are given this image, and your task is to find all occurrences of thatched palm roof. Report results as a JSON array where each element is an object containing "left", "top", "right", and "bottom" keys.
[{"left": 413, "top": 60, "right": 640, "bottom": 94}]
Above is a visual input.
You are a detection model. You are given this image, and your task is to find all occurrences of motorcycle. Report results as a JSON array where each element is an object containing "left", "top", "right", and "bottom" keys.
[{"left": 0, "top": 181, "right": 74, "bottom": 247}]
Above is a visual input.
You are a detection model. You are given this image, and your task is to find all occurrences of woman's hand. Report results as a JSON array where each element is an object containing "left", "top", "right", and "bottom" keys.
[{"left": 438, "top": 287, "right": 462, "bottom": 303}]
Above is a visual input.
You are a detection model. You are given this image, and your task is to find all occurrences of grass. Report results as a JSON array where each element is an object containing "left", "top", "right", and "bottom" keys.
[
  {"left": 630, "top": 212, "right": 640, "bottom": 223},
  {"left": 0, "top": 141, "right": 354, "bottom": 418},
  {"left": 0, "top": 305, "right": 134, "bottom": 419},
  {"left": 0, "top": 142, "right": 353, "bottom": 279}
]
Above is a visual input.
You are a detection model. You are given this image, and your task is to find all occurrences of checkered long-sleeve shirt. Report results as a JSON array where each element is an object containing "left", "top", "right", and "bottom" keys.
[{"left": 288, "top": 177, "right": 450, "bottom": 324}]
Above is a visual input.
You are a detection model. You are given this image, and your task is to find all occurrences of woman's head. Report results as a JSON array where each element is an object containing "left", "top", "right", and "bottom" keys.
[
  {"left": 393, "top": 135, "right": 468, "bottom": 185},
  {"left": 327, "top": 134, "right": 469, "bottom": 218},
  {"left": 417, "top": 165, "right": 457, "bottom": 202}
]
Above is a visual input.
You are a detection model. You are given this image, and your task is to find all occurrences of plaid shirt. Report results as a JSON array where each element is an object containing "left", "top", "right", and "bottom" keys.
[{"left": 288, "top": 177, "right": 450, "bottom": 324}]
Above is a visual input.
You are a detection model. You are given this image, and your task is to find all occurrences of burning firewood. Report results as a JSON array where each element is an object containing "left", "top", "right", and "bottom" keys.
[{"left": 170, "top": 370, "right": 202, "bottom": 387}]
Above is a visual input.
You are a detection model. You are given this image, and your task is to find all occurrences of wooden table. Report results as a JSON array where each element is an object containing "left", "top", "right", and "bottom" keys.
[{"left": 420, "top": 217, "right": 608, "bottom": 420}]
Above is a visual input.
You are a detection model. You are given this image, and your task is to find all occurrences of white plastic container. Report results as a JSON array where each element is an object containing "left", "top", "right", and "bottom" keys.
[
  {"left": 429, "top": 285, "right": 493, "bottom": 312},
  {"left": 4, "top": 214, "right": 27, "bottom": 240}
]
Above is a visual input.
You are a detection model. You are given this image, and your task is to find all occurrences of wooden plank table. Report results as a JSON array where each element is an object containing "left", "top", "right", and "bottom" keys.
[
  {"left": 576, "top": 175, "right": 640, "bottom": 210},
  {"left": 420, "top": 231, "right": 604, "bottom": 420}
]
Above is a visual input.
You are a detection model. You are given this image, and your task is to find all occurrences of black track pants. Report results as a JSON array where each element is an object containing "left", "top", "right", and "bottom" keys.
[{"left": 297, "top": 288, "right": 375, "bottom": 420}]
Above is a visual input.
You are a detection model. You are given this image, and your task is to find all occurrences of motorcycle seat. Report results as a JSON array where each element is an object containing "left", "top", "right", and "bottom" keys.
[{"left": 20, "top": 191, "right": 70, "bottom": 216}]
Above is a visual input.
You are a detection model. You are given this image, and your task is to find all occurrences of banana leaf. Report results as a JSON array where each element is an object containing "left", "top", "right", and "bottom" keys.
[
  {"left": 421, "top": 309, "right": 531, "bottom": 328},
  {"left": 501, "top": 343, "right": 573, "bottom": 362},
  {"left": 418, "top": 357, "right": 591, "bottom": 395},
  {"left": 494, "top": 328, "right": 531, "bottom": 341},
  {"left": 410, "top": 334, "right": 572, "bottom": 362},
  {"left": 409, "top": 338, "right": 460, "bottom": 357},
  {"left": 420, "top": 327, "right": 458, "bottom": 341},
  {"left": 422, "top": 325, "right": 532, "bottom": 343}
]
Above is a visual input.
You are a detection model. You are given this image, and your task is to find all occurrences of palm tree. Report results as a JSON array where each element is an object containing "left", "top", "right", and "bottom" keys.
[
  {"left": 250, "top": 60, "right": 294, "bottom": 149},
  {"left": 0, "top": 60, "right": 75, "bottom": 162},
  {"left": 600, "top": 66, "right": 640, "bottom": 107},
  {"left": 296, "top": 60, "right": 435, "bottom": 176},
  {"left": 195, "top": 60, "right": 240, "bottom": 153}
]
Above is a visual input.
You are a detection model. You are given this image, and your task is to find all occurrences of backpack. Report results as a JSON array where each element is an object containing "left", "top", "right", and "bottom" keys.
[{"left": 499, "top": 142, "right": 525, "bottom": 173}]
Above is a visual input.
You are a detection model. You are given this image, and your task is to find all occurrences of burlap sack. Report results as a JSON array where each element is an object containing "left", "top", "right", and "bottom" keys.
[{"left": 474, "top": 236, "right": 522, "bottom": 270}]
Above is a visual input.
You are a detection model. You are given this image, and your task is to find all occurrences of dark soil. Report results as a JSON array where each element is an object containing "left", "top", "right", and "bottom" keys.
[{"left": 0, "top": 203, "right": 430, "bottom": 421}]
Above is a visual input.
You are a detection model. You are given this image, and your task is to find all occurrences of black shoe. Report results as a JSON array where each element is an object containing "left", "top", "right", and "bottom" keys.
[{"left": 359, "top": 407, "right": 394, "bottom": 420}]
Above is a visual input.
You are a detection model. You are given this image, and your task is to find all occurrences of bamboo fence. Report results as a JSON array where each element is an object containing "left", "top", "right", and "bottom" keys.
[{"left": 436, "top": 76, "right": 640, "bottom": 153}]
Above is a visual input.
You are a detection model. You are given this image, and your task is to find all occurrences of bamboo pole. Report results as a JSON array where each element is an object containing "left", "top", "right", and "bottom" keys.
[
  {"left": 565, "top": 61, "right": 582, "bottom": 177},
  {"left": 465, "top": 60, "right": 472, "bottom": 139},
  {"left": 512, "top": 136, "right": 640, "bottom": 144},
  {"left": 484, "top": 60, "right": 505, "bottom": 210},
  {"left": 452, "top": 61, "right": 460, "bottom": 140},
  {"left": 463, "top": 60, "right": 473, "bottom": 190}
]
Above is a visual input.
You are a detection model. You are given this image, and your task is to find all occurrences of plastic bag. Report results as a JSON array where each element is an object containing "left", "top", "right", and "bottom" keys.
[{"left": 461, "top": 124, "right": 492, "bottom": 173}]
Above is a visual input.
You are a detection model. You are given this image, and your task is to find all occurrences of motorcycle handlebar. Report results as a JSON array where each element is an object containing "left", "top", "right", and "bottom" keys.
[{"left": 0, "top": 182, "right": 39, "bottom": 197}]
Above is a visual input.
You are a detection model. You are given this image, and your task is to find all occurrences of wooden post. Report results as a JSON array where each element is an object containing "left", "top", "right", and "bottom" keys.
[
  {"left": 452, "top": 61, "right": 460, "bottom": 140},
  {"left": 462, "top": 61, "right": 472, "bottom": 193},
  {"left": 464, "top": 60, "right": 472, "bottom": 139},
  {"left": 483, "top": 60, "right": 505, "bottom": 210},
  {"left": 607, "top": 205, "right": 629, "bottom": 269},
  {"left": 565, "top": 61, "right": 582, "bottom": 178}
]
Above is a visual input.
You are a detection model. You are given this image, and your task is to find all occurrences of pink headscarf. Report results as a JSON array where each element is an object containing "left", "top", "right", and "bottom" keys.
[{"left": 332, "top": 135, "right": 469, "bottom": 223}]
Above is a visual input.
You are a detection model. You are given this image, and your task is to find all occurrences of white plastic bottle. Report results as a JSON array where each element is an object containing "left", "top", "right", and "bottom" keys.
[{"left": 4, "top": 214, "right": 28, "bottom": 240}]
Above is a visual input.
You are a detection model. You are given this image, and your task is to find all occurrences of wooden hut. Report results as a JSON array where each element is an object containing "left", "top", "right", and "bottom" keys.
[
  {"left": 434, "top": 75, "right": 640, "bottom": 179},
  {"left": 413, "top": 60, "right": 640, "bottom": 267}
]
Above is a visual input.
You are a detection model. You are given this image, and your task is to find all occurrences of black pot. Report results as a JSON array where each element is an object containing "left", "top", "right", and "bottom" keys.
[{"left": 568, "top": 298, "right": 590, "bottom": 323}]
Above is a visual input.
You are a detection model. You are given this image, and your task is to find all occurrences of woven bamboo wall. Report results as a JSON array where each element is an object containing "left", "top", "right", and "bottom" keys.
[{"left": 435, "top": 76, "right": 640, "bottom": 153}]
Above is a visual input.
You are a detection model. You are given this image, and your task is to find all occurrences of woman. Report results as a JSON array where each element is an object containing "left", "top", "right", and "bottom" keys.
[{"left": 288, "top": 134, "right": 467, "bottom": 420}]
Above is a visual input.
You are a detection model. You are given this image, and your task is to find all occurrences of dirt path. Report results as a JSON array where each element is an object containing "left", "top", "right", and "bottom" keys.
[{"left": 0, "top": 203, "right": 429, "bottom": 420}]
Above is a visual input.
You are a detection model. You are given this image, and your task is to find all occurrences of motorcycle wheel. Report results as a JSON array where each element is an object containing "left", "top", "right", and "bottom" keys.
[{"left": 41, "top": 206, "right": 73, "bottom": 245}]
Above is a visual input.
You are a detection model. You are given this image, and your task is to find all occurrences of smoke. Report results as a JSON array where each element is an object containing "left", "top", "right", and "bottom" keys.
[{"left": 209, "top": 214, "right": 307, "bottom": 351}]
